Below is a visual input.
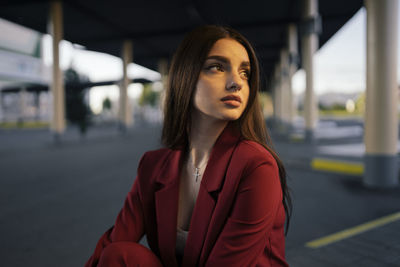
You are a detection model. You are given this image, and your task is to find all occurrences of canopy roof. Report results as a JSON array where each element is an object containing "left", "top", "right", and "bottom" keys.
[{"left": 0, "top": 0, "right": 363, "bottom": 90}]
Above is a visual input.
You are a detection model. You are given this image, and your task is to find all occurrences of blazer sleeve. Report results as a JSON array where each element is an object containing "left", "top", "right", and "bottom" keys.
[
  {"left": 85, "top": 157, "right": 146, "bottom": 267},
  {"left": 205, "top": 159, "right": 283, "bottom": 267}
]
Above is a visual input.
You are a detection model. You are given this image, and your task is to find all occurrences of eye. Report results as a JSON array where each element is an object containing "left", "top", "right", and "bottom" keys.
[
  {"left": 205, "top": 63, "right": 224, "bottom": 72},
  {"left": 240, "top": 69, "right": 250, "bottom": 80}
]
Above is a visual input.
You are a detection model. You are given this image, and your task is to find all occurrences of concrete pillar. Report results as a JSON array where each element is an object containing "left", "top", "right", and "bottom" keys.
[
  {"left": 280, "top": 49, "right": 291, "bottom": 125},
  {"left": 158, "top": 58, "right": 168, "bottom": 90},
  {"left": 273, "top": 63, "right": 282, "bottom": 123},
  {"left": 158, "top": 58, "right": 168, "bottom": 111},
  {"left": 34, "top": 91, "right": 41, "bottom": 121},
  {"left": 119, "top": 40, "right": 133, "bottom": 130},
  {"left": 271, "top": 73, "right": 277, "bottom": 123},
  {"left": 0, "top": 92, "right": 3, "bottom": 122},
  {"left": 364, "top": 0, "right": 399, "bottom": 187},
  {"left": 288, "top": 24, "right": 299, "bottom": 125},
  {"left": 302, "top": 0, "right": 319, "bottom": 142},
  {"left": 48, "top": 0, "right": 65, "bottom": 139},
  {"left": 19, "top": 87, "right": 27, "bottom": 123}
]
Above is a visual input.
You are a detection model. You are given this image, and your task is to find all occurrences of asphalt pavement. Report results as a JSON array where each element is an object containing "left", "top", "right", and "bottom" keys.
[{"left": 0, "top": 119, "right": 399, "bottom": 266}]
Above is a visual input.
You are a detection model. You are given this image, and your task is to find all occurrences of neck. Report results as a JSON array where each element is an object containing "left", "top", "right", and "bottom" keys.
[{"left": 188, "top": 112, "right": 228, "bottom": 166}]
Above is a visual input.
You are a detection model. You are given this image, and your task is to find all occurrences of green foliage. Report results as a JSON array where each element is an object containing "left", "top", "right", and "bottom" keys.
[
  {"left": 258, "top": 92, "right": 273, "bottom": 117},
  {"left": 319, "top": 103, "right": 328, "bottom": 110},
  {"left": 139, "top": 84, "right": 159, "bottom": 107},
  {"left": 355, "top": 92, "right": 365, "bottom": 114},
  {"left": 332, "top": 103, "right": 346, "bottom": 111},
  {"left": 102, "top": 97, "right": 112, "bottom": 111},
  {"left": 319, "top": 103, "right": 346, "bottom": 111}
]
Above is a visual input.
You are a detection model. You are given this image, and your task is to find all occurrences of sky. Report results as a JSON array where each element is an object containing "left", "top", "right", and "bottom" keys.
[
  {"left": 41, "top": 36, "right": 161, "bottom": 113},
  {"left": 294, "top": 6, "right": 399, "bottom": 96},
  {"left": 293, "top": 8, "right": 366, "bottom": 95}
]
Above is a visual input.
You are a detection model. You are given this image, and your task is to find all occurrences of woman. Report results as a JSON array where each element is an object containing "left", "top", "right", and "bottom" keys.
[{"left": 85, "top": 25, "right": 291, "bottom": 267}]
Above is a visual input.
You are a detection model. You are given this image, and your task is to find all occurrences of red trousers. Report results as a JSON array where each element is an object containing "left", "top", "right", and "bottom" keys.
[{"left": 98, "top": 242, "right": 163, "bottom": 267}]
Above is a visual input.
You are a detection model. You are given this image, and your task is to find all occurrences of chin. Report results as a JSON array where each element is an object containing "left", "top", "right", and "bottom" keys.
[{"left": 220, "top": 111, "right": 243, "bottom": 121}]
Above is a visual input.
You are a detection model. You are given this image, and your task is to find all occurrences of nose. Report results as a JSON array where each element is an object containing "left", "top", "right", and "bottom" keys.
[{"left": 226, "top": 72, "right": 243, "bottom": 92}]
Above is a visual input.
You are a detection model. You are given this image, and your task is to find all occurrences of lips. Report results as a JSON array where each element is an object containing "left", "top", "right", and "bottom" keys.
[
  {"left": 220, "top": 95, "right": 242, "bottom": 103},
  {"left": 220, "top": 94, "right": 242, "bottom": 108}
]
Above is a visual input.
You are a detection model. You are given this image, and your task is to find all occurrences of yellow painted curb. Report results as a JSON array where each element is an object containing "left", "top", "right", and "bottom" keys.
[
  {"left": 289, "top": 135, "right": 304, "bottom": 143},
  {"left": 306, "top": 211, "right": 400, "bottom": 248},
  {"left": 311, "top": 158, "right": 364, "bottom": 175},
  {"left": 0, "top": 121, "right": 49, "bottom": 129}
]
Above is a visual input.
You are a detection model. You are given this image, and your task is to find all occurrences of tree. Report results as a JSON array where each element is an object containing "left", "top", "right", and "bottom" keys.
[
  {"left": 102, "top": 97, "right": 112, "bottom": 111},
  {"left": 355, "top": 92, "right": 365, "bottom": 115},
  {"left": 139, "top": 83, "right": 159, "bottom": 107}
]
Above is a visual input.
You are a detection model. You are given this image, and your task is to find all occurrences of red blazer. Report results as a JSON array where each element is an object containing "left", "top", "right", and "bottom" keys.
[{"left": 86, "top": 124, "right": 288, "bottom": 267}]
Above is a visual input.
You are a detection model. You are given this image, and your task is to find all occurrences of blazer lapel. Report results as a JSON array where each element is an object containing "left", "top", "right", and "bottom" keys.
[
  {"left": 182, "top": 123, "right": 241, "bottom": 267},
  {"left": 155, "top": 149, "right": 183, "bottom": 267}
]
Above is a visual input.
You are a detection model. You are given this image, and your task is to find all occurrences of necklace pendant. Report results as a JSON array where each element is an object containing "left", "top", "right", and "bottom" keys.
[{"left": 195, "top": 167, "right": 200, "bottom": 182}]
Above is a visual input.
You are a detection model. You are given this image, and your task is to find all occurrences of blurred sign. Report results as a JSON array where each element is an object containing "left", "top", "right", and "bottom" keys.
[
  {"left": 0, "top": 17, "right": 40, "bottom": 56},
  {"left": 0, "top": 49, "right": 49, "bottom": 84},
  {"left": 0, "top": 18, "right": 49, "bottom": 84}
]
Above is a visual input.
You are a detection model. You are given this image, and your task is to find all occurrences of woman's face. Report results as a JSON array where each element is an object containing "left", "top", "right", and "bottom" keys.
[{"left": 193, "top": 38, "right": 250, "bottom": 122}]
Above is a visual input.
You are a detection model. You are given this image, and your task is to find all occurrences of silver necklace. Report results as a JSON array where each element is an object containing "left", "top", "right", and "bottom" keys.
[
  {"left": 194, "top": 167, "right": 202, "bottom": 182},
  {"left": 189, "top": 155, "right": 209, "bottom": 182}
]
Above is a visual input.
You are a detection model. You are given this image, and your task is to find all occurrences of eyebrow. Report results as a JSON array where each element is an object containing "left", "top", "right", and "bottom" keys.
[{"left": 205, "top": 55, "right": 251, "bottom": 69}]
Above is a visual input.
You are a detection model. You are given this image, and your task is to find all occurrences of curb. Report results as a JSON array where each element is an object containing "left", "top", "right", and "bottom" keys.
[{"left": 311, "top": 157, "right": 364, "bottom": 176}]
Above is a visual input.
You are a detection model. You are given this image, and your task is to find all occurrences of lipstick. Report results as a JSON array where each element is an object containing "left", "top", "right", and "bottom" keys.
[{"left": 221, "top": 95, "right": 242, "bottom": 107}]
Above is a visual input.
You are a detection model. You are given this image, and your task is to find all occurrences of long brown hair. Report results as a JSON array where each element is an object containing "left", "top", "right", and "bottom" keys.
[{"left": 162, "top": 25, "right": 291, "bottom": 233}]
